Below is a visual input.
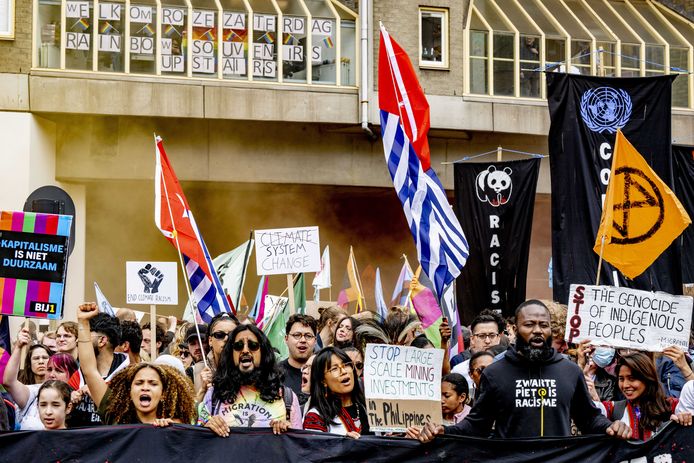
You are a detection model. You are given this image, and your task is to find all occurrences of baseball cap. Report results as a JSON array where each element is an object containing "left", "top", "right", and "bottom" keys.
[{"left": 186, "top": 324, "right": 208, "bottom": 343}]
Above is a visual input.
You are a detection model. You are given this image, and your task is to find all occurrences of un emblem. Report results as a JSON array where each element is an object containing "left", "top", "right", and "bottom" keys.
[{"left": 580, "top": 87, "right": 632, "bottom": 134}]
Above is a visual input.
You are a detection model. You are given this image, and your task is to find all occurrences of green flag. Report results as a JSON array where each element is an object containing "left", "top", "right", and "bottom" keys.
[
  {"left": 265, "top": 296, "right": 289, "bottom": 360},
  {"left": 294, "top": 273, "right": 306, "bottom": 315}
]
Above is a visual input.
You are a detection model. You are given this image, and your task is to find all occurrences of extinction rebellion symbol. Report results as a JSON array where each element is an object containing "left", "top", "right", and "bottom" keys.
[
  {"left": 610, "top": 167, "right": 664, "bottom": 244},
  {"left": 580, "top": 87, "right": 632, "bottom": 134}
]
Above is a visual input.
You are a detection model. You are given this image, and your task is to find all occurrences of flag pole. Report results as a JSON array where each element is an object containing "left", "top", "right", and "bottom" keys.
[
  {"left": 155, "top": 134, "right": 209, "bottom": 369},
  {"left": 595, "top": 234, "right": 606, "bottom": 285},
  {"left": 287, "top": 274, "right": 296, "bottom": 314},
  {"left": 235, "top": 231, "right": 254, "bottom": 312},
  {"left": 351, "top": 246, "right": 366, "bottom": 312}
]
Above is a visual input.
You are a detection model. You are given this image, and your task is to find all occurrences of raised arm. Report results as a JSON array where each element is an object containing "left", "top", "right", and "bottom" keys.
[
  {"left": 77, "top": 302, "right": 109, "bottom": 408},
  {"left": 2, "top": 328, "right": 32, "bottom": 408}
]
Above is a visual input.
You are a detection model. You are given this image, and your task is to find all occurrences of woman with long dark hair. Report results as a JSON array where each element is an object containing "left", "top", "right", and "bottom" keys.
[
  {"left": 333, "top": 317, "right": 359, "bottom": 349},
  {"left": 303, "top": 347, "right": 369, "bottom": 438},
  {"left": 18, "top": 343, "right": 53, "bottom": 386},
  {"left": 589, "top": 351, "right": 692, "bottom": 440}
]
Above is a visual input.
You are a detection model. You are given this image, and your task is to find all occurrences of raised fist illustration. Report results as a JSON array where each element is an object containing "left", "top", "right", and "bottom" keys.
[{"left": 138, "top": 264, "right": 164, "bottom": 293}]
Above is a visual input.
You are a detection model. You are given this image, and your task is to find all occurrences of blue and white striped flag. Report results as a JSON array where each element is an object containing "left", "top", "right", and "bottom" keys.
[{"left": 379, "top": 24, "right": 469, "bottom": 298}]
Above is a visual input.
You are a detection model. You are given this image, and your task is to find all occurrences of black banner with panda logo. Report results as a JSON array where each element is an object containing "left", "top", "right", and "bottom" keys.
[
  {"left": 453, "top": 158, "right": 540, "bottom": 323},
  {"left": 673, "top": 144, "right": 694, "bottom": 284},
  {"left": 547, "top": 73, "right": 681, "bottom": 304}
]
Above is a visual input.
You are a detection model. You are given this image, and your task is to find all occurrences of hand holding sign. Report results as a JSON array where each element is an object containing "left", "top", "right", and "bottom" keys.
[{"left": 14, "top": 328, "right": 31, "bottom": 348}]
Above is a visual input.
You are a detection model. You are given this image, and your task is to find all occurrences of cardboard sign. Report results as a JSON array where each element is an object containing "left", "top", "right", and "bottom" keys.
[
  {"left": 566, "top": 284, "right": 693, "bottom": 351},
  {"left": 0, "top": 211, "right": 72, "bottom": 320},
  {"left": 363, "top": 344, "right": 443, "bottom": 432},
  {"left": 254, "top": 226, "right": 320, "bottom": 275},
  {"left": 126, "top": 261, "right": 178, "bottom": 305}
]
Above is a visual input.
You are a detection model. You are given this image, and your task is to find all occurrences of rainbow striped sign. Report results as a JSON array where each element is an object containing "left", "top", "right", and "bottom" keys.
[{"left": 0, "top": 211, "right": 72, "bottom": 320}]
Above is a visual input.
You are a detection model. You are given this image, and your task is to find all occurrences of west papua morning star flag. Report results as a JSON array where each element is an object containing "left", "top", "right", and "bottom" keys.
[
  {"left": 154, "top": 136, "right": 233, "bottom": 322},
  {"left": 379, "top": 24, "right": 469, "bottom": 298}
]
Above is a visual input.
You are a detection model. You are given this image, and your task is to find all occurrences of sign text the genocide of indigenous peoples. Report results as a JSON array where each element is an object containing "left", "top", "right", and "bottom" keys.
[
  {"left": 364, "top": 344, "right": 443, "bottom": 433},
  {"left": 566, "top": 284, "right": 693, "bottom": 351},
  {"left": 254, "top": 226, "right": 321, "bottom": 276},
  {"left": 0, "top": 211, "right": 71, "bottom": 320}
]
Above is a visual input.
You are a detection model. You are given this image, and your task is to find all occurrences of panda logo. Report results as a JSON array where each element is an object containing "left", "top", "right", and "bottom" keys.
[{"left": 475, "top": 166, "right": 513, "bottom": 207}]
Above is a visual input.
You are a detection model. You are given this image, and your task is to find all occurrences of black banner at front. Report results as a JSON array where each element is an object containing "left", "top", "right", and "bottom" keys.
[
  {"left": 453, "top": 158, "right": 540, "bottom": 322},
  {"left": 673, "top": 145, "right": 694, "bottom": 284},
  {"left": 0, "top": 424, "right": 693, "bottom": 462},
  {"left": 547, "top": 73, "right": 681, "bottom": 303}
]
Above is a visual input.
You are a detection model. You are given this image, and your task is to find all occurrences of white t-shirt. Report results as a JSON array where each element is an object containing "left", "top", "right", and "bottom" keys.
[
  {"left": 16, "top": 384, "right": 44, "bottom": 430},
  {"left": 676, "top": 380, "right": 694, "bottom": 414},
  {"left": 451, "top": 359, "right": 475, "bottom": 397}
]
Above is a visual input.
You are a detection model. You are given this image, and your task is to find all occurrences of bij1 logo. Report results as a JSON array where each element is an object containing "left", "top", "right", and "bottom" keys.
[
  {"left": 580, "top": 86, "right": 632, "bottom": 134},
  {"left": 475, "top": 166, "right": 513, "bottom": 207}
]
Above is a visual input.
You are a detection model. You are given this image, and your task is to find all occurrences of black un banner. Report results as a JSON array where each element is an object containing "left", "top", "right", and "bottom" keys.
[
  {"left": 546, "top": 73, "right": 682, "bottom": 303},
  {"left": 453, "top": 158, "right": 540, "bottom": 322},
  {"left": 673, "top": 144, "right": 694, "bottom": 284},
  {"left": 0, "top": 425, "right": 693, "bottom": 462}
]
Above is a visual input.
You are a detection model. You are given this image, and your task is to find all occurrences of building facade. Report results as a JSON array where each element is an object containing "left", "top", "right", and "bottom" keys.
[{"left": 1, "top": 0, "right": 692, "bottom": 322}]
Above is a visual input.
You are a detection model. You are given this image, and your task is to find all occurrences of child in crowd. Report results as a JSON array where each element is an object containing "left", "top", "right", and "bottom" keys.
[{"left": 37, "top": 381, "right": 73, "bottom": 430}]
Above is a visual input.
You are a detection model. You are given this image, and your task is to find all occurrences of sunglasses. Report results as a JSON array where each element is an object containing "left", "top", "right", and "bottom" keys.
[
  {"left": 179, "top": 351, "right": 190, "bottom": 358},
  {"left": 210, "top": 331, "right": 230, "bottom": 341},
  {"left": 354, "top": 362, "right": 364, "bottom": 370},
  {"left": 232, "top": 340, "right": 261, "bottom": 352}
]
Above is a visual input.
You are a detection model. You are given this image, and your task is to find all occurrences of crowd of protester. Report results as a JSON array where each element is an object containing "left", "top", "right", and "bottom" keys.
[{"left": 1, "top": 297, "right": 693, "bottom": 447}]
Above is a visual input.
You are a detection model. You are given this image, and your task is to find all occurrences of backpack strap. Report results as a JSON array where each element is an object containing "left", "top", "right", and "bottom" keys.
[{"left": 282, "top": 386, "right": 294, "bottom": 421}]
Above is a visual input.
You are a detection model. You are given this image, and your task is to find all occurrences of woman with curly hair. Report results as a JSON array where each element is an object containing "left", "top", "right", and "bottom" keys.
[
  {"left": 589, "top": 351, "right": 692, "bottom": 440},
  {"left": 200, "top": 324, "right": 301, "bottom": 437},
  {"left": 77, "top": 302, "right": 196, "bottom": 426}
]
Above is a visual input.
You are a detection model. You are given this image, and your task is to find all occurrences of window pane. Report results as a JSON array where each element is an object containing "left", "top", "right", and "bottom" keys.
[
  {"left": 596, "top": 42, "right": 615, "bottom": 68},
  {"left": 65, "top": 0, "right": 94, "bottom": 70},
  {"left": 311, "top": 17, "right": 336, "bottom": 84},
  {"left": 520, "top": 36, "right": 540, "bottom": 98},
  {"left": 37, "top": 0, "right": 61, "bottom": 68},
  {"left": 128, "top": 3, "right": 156, "bottom": 75},
  {"left": 252, "top": 12, "right": 278, "bottom": 81},
  {"left": 671, "top": 48, "right": 689, "bottom": 108},
  {"left": 192, "top": 9, "right": 218, "bottom": 77},
  {"left": 571, "top": 40, "right": 590, "bottom": 66},
  {"left": 645, "top": 45, "right": 664, "bottom": 72},
  {"left": 493, "top": 33, "right": 513, "bottom": 59},
  {"left": 470, "top": 58, "right": 487, "bottom": 94},
  {"left": 471, "top": 30, "right": 487, "bottom": 57},
  {"left": 161, "top": 5, "right": 187, "bottom": 75},
  {"left": 546, "top": 38, "right": 565, "bottom": 63},
  {"left": 221, "top": 10, "right": 247, "bottom": 79},
  {"left": 421, "top": 10, "right": 444, "bottom": 64},
  {"left": 97, "top": 2, "right": 124, "bottom": 72},
  {"left": 493, "top": 60, "right": 514, "bottom": 96},
  {"left": 281, "top": 16, "right": 307, "bottom": 83},
  {"left": 341, "top": 20, "right": 357, "bottom": 86},
  {"left": 621, "top": 43, "right": 640, "bottom": 70}
]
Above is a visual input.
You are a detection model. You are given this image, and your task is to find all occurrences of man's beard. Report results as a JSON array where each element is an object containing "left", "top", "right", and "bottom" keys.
[
  {"left": 516, "top": 335, "right": 553, "bottom": 362},
  {"left": 236, "top": 365, "right": 262, "bottom": 386}
]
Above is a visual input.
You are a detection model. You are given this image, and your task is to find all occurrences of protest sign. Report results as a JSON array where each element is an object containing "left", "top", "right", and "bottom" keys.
[
  {"left": 254, "top": 226, "right": 320, "bottom": 276},
  {"left": 363, "top": 343, "right": 443, "bottom": 432},
  {"left": 126, "top": 261, "right": 178, "bottom": 305},
  {"left": 0, "top": 211, "right": 71, "bottom": 320},
  {"left": 565, "top": 284, "right": 693, "bottom": 351}
]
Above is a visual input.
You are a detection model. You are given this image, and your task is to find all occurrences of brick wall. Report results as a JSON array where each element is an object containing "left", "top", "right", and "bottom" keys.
[
  {"left": 0, "top": 0, "right": 32, "bottom": 73},
  {"left": 374, "top": 0, "right": 469, "bottom": 96}
]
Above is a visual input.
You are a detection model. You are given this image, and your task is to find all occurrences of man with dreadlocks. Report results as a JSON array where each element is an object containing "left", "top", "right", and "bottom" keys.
[
  {"left": 199, "top": 324, "right": 302, "bottom": 437},
  {"left": 77, "top": 303, "right": 196, "bottom": 426}
]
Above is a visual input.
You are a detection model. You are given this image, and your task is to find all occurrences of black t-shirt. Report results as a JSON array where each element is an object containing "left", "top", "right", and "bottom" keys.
[
  {"left": 279, "top": 359, "right": 303, "bottom": 398},
  {"left": 67, "top": 353, "right": 129, "bottom": 428}
]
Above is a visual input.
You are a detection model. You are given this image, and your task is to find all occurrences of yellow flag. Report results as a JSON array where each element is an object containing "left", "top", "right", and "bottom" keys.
[{"left": 594, "top": 130, "right": 691, "bottom": 279}]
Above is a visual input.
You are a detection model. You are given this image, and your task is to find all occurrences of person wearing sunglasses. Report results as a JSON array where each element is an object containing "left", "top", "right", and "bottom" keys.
[
  {"left": 280, "top": 314, "right": 318, "bottom": 403},
  {"left": 303, "top": 347, "right": 369, "bottom": 438},
  {"left": 343, "top": 346, "right": 364, "bottom": 380},
  {"left": 194, "top": 313, "right": 238, "bottom": 402},
  {"left": 199, "top": 324, "right": 302, "bottom": 437}
]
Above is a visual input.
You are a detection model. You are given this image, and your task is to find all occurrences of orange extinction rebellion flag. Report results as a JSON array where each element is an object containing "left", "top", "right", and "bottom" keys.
[{"left": 593, "top": 129, "right": 691, "bottom": 279}]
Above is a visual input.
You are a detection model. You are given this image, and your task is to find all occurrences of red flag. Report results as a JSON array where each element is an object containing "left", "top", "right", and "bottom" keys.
[
  {"left": 378, "top": 24, "right": 431, "bottom": 170},
  {"left": 154, "top": 136, "right": 212, "bottom": 278}
]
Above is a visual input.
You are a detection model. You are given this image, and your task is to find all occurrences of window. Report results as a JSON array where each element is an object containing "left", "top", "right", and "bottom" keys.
[{"left": 419, "top": 7, "right": 448, "bottom": 69}]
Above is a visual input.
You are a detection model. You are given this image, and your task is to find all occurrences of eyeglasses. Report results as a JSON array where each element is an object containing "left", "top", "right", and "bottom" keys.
[
  {"left": 232, "top": 340, "right": 261, "bottom": 352},
  {"left": 210, "top": 331, "right": 230, "bottom": 341},
  {"left": 473, "top": 333, "right": 499, "bottom": 341},
  {"left": 354, "top": 362, "right": 364, "bottom": 370},
  {"left": 326, "top": 362, "right": 353, "bottom": 377},
  {"left": 288, "top": 333, "right": 316, "bottom": 341},
  {"left": 179, "top": 351, "right": 190, "bottom": 358},
  {"left": 472, "top": 366, "right": 487, "bottom": 375}
]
